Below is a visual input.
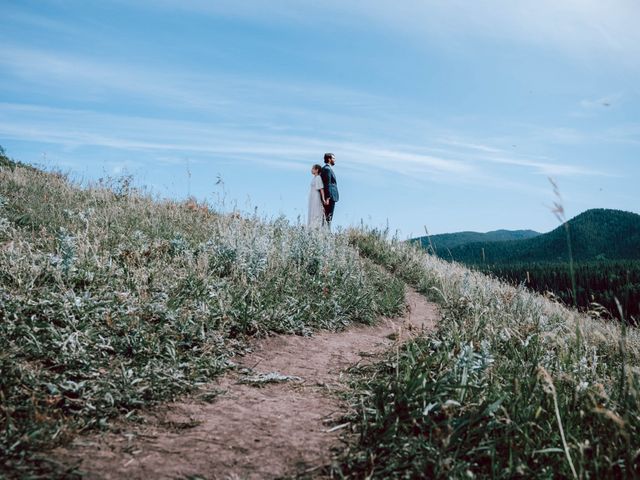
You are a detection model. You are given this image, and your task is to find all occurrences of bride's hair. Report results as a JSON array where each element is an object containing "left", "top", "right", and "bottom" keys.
[{"left": 312, "top": 164, "right": 322, "bottom": 173}]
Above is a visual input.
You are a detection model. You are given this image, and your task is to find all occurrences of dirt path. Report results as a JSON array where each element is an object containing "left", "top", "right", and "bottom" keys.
[{"left": 53, "top": 289, "right": 438, "bottom": 479}]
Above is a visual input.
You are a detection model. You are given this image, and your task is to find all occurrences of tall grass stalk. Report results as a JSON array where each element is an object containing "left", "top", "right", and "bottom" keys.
[
  {"left": 549, "top": 177, "right": 577, "bottom": 308},
  {"left": 538, "top": 366, "right": 578, "bottom": 479}
]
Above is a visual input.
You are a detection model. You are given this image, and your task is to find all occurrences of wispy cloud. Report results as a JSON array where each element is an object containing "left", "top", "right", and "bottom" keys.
[
  {"left": 0, "top": 102, "right": 468, "bottom": 177},
  {"left": 580, "top": 94, "right": 623, "bottom": 110},
  {"left": 599, "top": 124, "right": 640, "bottom": 145},
  {"left": 479, "top": 156, "right": 614, "bottom": 177},
  {"left": 136, "top": 0, "right": 640, "bottom": 67},
  {"left": 350, "top": 0, "right": 640, "bottom": 68},
  {"left": 433, "top": 136, "right": 617, "bottom": 177},
  {"left": 0, "top": 45, "right": 232, "bottom": 108},
  {"left": 2, "top": 9, "right": 81, "bottom": 35},
  {"left": 570, "top": 93, "right": 625, "bottom": 118},
  {"left": 0, "top": 44, "right": 388, "bottom": 119},
  {"left": 437, "top": 138, "right": 503, "bottom": 154},
  {"left": 0, "top": 101, "right": 617, "bottom": 198}
]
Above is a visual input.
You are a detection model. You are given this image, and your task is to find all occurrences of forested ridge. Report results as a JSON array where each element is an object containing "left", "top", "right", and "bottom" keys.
[
  {"left": 417, "top": 209, "right": 640, "bottom": 319},
  {"left": 444, "top": 209, "right": 640, "bottom": 264},
  {"left": 414, "top": 228, "right": 540, "bottom": 252}
]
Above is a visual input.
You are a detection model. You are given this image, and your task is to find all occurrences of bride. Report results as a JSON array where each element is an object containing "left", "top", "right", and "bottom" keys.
[{"left": 308, "top": 164, "right": 328, "bottom": 228}]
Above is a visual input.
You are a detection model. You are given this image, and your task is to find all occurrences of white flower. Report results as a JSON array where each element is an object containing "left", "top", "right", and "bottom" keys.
[{"left": 422, "top": 402, "right": 438, "bottom": 416}]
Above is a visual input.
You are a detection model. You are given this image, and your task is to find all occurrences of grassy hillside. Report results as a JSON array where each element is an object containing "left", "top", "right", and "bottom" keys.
[
  {"left": 4, "top": 147, "right": 640, "bottom": 478},
  {"left": 446, "top": 209, "right": 640, "bottom": 264},
  {"left": 0, "top": 153, "right": 405, "bottom": 478},
  {"left": 342, "top": 229, "right": 640, "bottom": 478},
  {"left": 414, "top": 229, "right": 540, "bottom": 253}
]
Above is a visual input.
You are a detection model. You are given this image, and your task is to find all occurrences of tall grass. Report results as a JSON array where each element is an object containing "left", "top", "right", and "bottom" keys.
[
  {"left": 0, "top": 157, "right": 405, "bottom": 478},
  {"left": 340, "top": 229, "right": 640, "bottom": 478},
  {"left": 550, "top": 177, "right": 577, "bottom": 307}
]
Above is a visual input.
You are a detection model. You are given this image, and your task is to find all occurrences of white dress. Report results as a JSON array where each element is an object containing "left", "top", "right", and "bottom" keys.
[{"left": 307, "top": 175, "right": 324, "bottom": 228}]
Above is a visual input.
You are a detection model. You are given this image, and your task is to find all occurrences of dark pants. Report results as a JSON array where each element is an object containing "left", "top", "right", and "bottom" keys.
[{"left": 323, "top": 199, "right": 336, "bottom": 229}]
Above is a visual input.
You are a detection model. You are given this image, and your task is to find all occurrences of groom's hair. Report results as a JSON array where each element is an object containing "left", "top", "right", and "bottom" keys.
[{"left": 324, "top": 153, "right": 334, "bottom": 163}]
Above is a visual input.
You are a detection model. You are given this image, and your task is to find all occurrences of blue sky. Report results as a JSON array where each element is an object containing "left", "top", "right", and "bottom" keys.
[{"left": 1, "top": 0, "right": 639, "bottom": 236}]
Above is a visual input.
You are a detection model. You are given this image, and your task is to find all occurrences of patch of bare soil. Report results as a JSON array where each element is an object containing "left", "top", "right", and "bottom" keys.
[{"left": 52, "top": 289, "right": 437, "bottom": 479}]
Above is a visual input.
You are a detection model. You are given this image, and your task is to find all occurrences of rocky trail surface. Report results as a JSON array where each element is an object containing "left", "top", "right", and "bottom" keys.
[{"left": 53, "top": 289, "right": 438, "bottom": 479}]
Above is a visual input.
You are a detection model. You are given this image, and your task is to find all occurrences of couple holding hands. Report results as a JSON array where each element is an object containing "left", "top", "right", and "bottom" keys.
[{"left": 307, "top": 153, "right": 339, "bottom": 230}]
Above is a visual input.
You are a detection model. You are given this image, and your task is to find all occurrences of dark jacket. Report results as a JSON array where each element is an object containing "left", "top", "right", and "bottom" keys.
[{"left": 320, "top": 164, "right": 339, "bottom": 202}]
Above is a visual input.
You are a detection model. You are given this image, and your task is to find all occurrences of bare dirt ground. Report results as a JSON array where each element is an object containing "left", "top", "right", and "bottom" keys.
[{"left": 52, "top": 289, "right": 438, "bottom": 479}]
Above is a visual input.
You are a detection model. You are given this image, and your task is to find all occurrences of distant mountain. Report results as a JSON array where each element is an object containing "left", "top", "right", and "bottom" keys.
[
  {"left": 443, "top": 209, "right": 640, "bottom": 264},
  {"left": 413, "top": 229, "right": 541, "bottom": 252}
]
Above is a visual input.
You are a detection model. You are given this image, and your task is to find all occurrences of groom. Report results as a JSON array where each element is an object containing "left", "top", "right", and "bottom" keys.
[{"left": 320, "top": 153, "right": 339, "bottom": 230}]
